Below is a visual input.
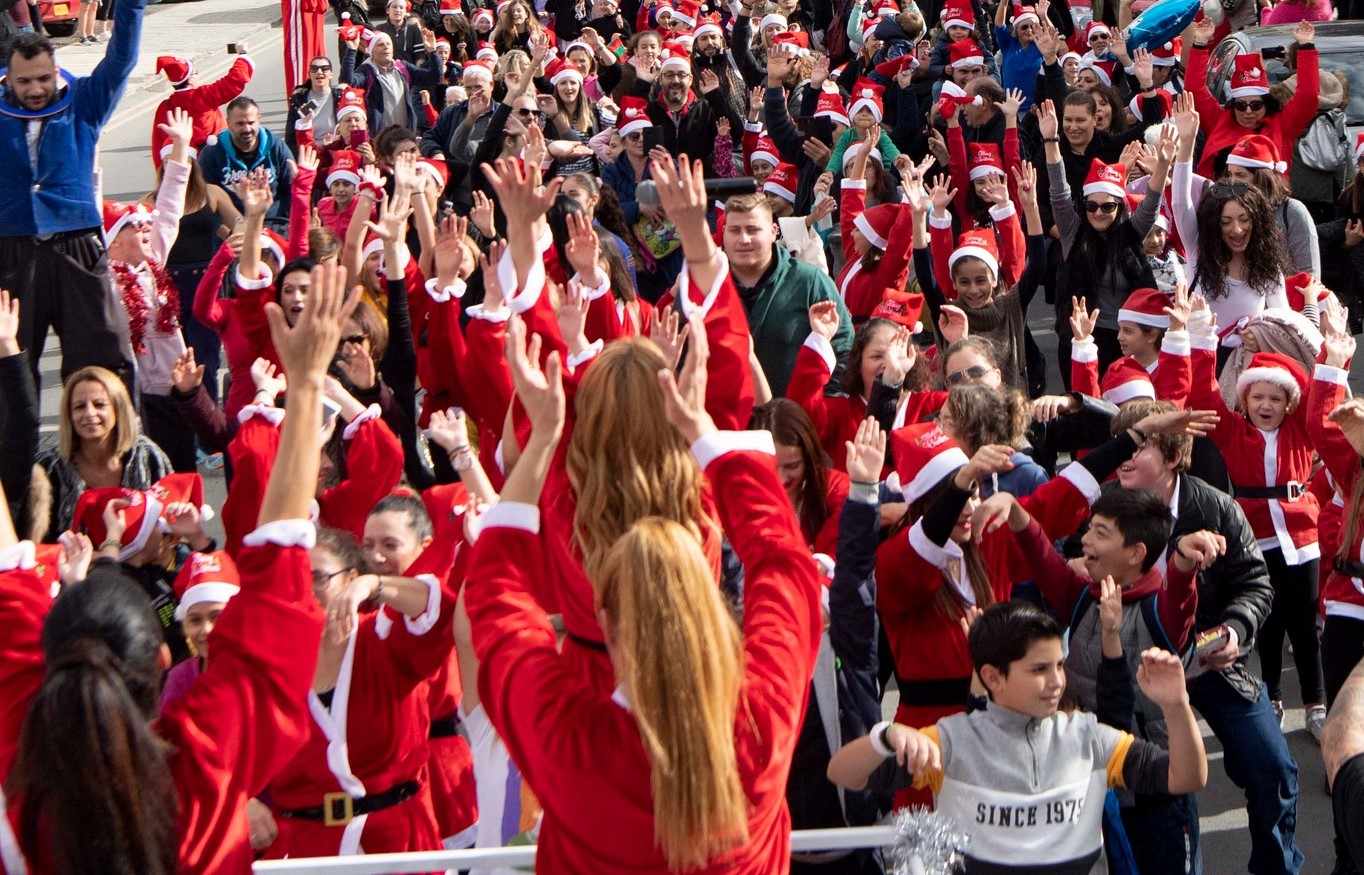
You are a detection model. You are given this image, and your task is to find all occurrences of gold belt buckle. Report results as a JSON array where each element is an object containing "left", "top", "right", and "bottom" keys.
[{"left": 323, "top": 791, "right": 354, "bottom": 827}]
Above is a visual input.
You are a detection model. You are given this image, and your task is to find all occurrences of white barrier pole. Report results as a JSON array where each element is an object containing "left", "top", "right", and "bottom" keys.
[{"left": 252, "top": 825, "right": 900, "bottom": 873}]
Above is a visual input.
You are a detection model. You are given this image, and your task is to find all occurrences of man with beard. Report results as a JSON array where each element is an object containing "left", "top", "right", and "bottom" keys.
[
  {"left": 636, "top": 41, "right": 744, "bottom": 177},
  {"left": 0, "top": 0, "right": 147, "bottom": 396},
  {"left": 198, "top": 97, "right": 298, "bottom": 223},
  {"left": 691, "top": 11, "right": 746, "bottom": 121}
]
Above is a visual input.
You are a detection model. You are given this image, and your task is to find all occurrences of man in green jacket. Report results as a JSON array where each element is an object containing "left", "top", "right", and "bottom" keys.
[{"left": 722, "top": 194, "right": 854, "bottom": 397}]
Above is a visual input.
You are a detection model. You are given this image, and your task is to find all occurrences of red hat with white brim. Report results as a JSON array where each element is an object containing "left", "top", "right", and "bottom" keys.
[
  {"left": 948, "top": 228, "right": 1000, "bottom": 279},
  {"left": 1118, "top": 288, "right": 1171, "bottom": 329},
  {"left": 1227, "top": 134, "right": 1286, "bottom": 174},
  {"left": 1236, "top": 351, "right": 1307, "bottom": 406},
  {"left": 1100, "top": 358, "right": 1156, "bottom": 405},
  {"left": 763, "top": 162, "right": 799, "bottom": 203},
  {"left": 894, "top": 423, "right": 970, "bottom": 503},
  {"left": 1081, "top": 157, "right": 1127, "bottom": 200},
  {"left": 173, "top": 550, "right": 241, "bottom": 621}
]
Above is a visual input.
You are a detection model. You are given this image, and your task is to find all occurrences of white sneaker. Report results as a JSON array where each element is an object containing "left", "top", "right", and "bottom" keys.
[
  {"left": 1271, "top": 699, "right": 1285, "bottom": 730},
  {"left": 1307, "top": 705, "right": 1327, "bottom": 743}
]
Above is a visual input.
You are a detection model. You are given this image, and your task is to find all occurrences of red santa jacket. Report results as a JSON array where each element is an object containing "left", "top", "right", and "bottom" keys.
[
  {"left": 946, "top": 124, "right": 1022, "bottom": 225},
  {"left": 465, "top": 434, "right": 823, "bottom": 875},
  {"left": 928, "top": 200, "right": 1027, "bottom": 298},
  {"left": 1186, "top": 44, "right": 1318, "bottom": 180},
  {"left": 1070, "top": 330, "right": 1192, "bottom": 406},
  {"left": 1308, "top": 363, "right": 1364, "bottom": 620},
  {"left": 834, "top": 178, "right": 915, "bottom": 320},
  {"left": 2, "top": 523, "right": 324, "bottom": 874},
  {"left": 151, "top": 55, "right": 255, "bottom": 168},
  {"left": 1189, "top": 345, "right": 1319, "bottom": 565}
]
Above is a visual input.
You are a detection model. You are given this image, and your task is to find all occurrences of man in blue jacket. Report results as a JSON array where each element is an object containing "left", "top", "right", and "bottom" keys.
[
  {"left": 0, "top": 0, "right": 146, "bottom": 393},
  {"left": 197, "top": 96, "right": 297, "bottom": 223}
]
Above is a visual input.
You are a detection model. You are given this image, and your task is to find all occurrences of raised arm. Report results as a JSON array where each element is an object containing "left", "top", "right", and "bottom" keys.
[{"left": 150, "top": 109, "right": 194, "bottom": 261}]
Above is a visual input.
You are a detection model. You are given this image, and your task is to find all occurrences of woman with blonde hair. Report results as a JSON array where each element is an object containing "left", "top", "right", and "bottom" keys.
[
  {"left": 464, "top": 313, "right": 826, "bottom": 872},
  {"left": 35, "top": 365, "right": 173, "bottom": 541}
]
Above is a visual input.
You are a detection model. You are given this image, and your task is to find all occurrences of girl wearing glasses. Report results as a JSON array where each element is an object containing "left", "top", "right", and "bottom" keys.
[
  {"left": 1042, "top": 99, "right": 1174, "bottom": 372},
  {"left": 1186, "top": 17, "right": 1320, "bottom": 180}
]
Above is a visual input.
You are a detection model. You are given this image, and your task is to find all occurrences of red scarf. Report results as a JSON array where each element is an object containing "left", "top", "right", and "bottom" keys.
[{"left": 111, "top": 260, "right": 179, "bottom": 356}]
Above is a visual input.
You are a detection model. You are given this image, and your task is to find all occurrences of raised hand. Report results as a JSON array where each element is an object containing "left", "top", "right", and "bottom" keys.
[
  {"left": 1070, "top": 295, "right": 1098, "bottom": 343},
  {"left": 171, "top": 348, "right": 206, "bottom": 394},
  {"left": 1037, "top": 99, "right": 1058, "bottom": 140},
  {"left": 649, "top": 153, "right": 708, "bottom": 229},
  {"left": 425, "top": 406, "right": 471, "bottom": 453},
  {"left": 1131, "top": 46, "right": 1154, "bottom": 89},
  {"left": 505, "top": 315, "right": 566, "bottom": 441},
  {"left": 1189, "top": 15, "right": 1214, "bottom": 47},
  {"left": 1294, "top": 18, "right": 1314, "bottom": 46},
  {"left": 479, "top": 239, "right": 508, "bottom": 311},
  {"left": 1164, "top": 283, "right": 1191, "bottom": 332},
  {"left": 747, "top": 85, "right": 764, "bottom": 122},
  {"left": 811, "top": 52, "right": 830, "bottom": 88},
  {"left": 1135, "top": 407, "right": 1220, "bottom": 438},
  {"left": 977, "top": 176, "right": 1010, "bottom": 207},
  {"left": 1012, "top": 161, "right": 1038, "bottom": 208},
  {"left": 1034, "top": 22, "right": 1059, "bottom": 60},
  {"left": 958, "top": 444, "right": 1017, "bottom": 487},
  {"left": 844, "top": 417, "right": 887, "bottom": 484},
  {"left": 995, "top": 87, "right": 1023, "bottom": 122},
  {"left": 1098, "top": 574, "right": 1121, "bottom": 638},
  {"left": 555, "top": 280, "right": 591, "bottom": 352},
  {"left": 1170, "top": 90, "right": 1199, "bottom": 146},
  {"left": 158, "top": 107, "right": 195, "bottom": 162},
  {"left": 927, "top": 173, "right": 956, "bottom": 216},
  {"left": 808, "top": 300, "right": 840, "bottom": 341},
  {"left": 265, "top": 261, "right": 361, "bottom": 380},
  {"left": 1136, "top": 648, "right": 1191, "bottom": 708},
  {"left": 648, "top": 304, "right": 690, "bottom": 369},
  {"left": 470, "top": 189, "right": 496, "bottom": 237},
  {"left": 765, "top": 47, "right": 794, "bottom": 87},
  {"left": 0, "top": 288, "right": 20, "bottom": 356},
  {"left": 432, "top": 213, "right": 472, "bottom": 281},
  {"left": 563, "top": 210, "right": 601, "bottom": 278},
  {"left": 481, "top": 156, "right": 562, "bottom": 229},
  {"left": 57, "top": 531, "right": 93, "bottom": 586},
  {"left": 297, "top": 143, "right": 319, "bottom": 173},
  {"left": 699, "top": 68, "right": 721, "bottom": 94},
  {"left": 881, "top": 325, "right": 917, "bottom": 384},
  {"left": 657, "top": 311, "right": 716, "bottom": 444},
  {"left": 365, "top": 193, "right": 414, "bottom": 243},
  {"left": 938, "top": 304, "right": 968, "bottom": 344},
  {"left": 250, "top": 357, "right": 287, "bottom": 402},
  {"left": 241, "top": 172, "right": 274, "bottom": 218},
  {"left": 1323, "top": 297, "right": 1356, "bottom": 368}
]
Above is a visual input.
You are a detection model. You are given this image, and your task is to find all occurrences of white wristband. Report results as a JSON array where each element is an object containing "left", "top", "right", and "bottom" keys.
[{"left": 868, "top": 720, "right": 895, "bottom": 758}]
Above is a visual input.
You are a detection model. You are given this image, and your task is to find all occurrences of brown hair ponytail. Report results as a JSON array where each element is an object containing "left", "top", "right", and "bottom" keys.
[
  {"left": 8, "top": 568, "right": 178, "bottom": 875},
  {"left": 595, "top": 517, "right": 748, "bottom": 870}
]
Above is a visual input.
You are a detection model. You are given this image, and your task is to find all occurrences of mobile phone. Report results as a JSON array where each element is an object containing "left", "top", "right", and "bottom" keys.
[
  {"left": 349, "top": 127, "right": 370, "bottom": 146},
  {"left": 642, "top": 126, "right": 663, "bottom": 152},
  {"left": 1195, "top": 625, "right": 1231, "bottom": 659},
  {"left": 322, "top": 396, "right": 342, "bottom": 429},
  {"left": 227, "top": 42, "right": 242, "bottom": 54},
  {"left": 303, "top": 99, "right": 319, "bottom": 115}
]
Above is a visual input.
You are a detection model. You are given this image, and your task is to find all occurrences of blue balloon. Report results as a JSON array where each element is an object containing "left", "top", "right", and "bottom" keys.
[{"left": 1124, "top": 0, "right": 1201, "bottom": 55}]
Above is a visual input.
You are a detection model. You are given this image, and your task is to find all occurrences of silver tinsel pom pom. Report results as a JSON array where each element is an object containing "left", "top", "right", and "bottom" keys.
[{"left": 887, "top": 807, "right": 970, "bottom": 875}]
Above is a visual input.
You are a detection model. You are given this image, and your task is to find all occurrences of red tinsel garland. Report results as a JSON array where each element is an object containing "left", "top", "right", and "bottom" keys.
[{"left": 111, "top": 260, "right": 180, "bottom": 356}]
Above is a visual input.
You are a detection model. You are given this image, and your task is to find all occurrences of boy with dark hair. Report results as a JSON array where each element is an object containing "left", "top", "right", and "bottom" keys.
[
  {"left": 828, "top": 600, "right": 1208, "bottom": 873},
  {"left": 971, "top": 483, "right": 1224, "bottom": 875}
]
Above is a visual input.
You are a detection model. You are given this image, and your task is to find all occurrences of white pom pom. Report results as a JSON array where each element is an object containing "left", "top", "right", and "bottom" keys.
[{"left": 341, "top": 10, "right": 350, "bottom": 17}]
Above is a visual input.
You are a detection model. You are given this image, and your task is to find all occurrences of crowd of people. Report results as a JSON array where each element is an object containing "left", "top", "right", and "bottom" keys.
[{"left": 7, "top": 0, "right": 1364, "bottom": 870}]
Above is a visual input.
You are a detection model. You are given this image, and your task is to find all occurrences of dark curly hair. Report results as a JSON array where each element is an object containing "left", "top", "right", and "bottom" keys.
[{"left": 1190, "top": 182, "right": 1287, "bottom": 301}]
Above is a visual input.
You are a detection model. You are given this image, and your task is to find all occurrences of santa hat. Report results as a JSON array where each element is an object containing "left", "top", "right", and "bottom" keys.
[
  {"left": 894, "top": 423, "right": 970, "bottom": 504},
  {"left": 366, "top": 28, "right": 393, "bottom": 52},
  {"left": 763, "top": 162, "right": 799, "bottom": 203},
  {"left": 1126, "top": 87, "right": 1172, "bottom": 123},
  {"left": 694, "top": 11, "right": 723, "bottom": 40},
  {"left": 873, "top": 0, "right": 899, "bottom": 17},
  {"left": 871, "top": 288, "right": 924, "bottom": 332},
  {"left": 156, "top": 55, "right": 193, "bottom": 88},
  {"left": 1012, "top": 4, "right": 1039, "bottom": 27},
  {"left": 1355, "top": 132, "right": 1364, "bottom": 163},
  {"left": 337, "top": 87, "right": 367, "bottom": 122},
  {"left": 750, "top": 134, "right": 780, "bottom": 168},
  {"left": 1117, "top": 288, "right": 1171, "bottom": 329},
  {"left": 853, "top": 203, "right": 902, "bottom": 251},
  {"left": 771, "top": 31, "right": 810, "bottom": 57},
  {"left": 362, "top": 236, "right": 413, "bottom": 278},
  {"left": 659, "top": 40, "right": 692, "bottom": 74},
  {"left": 1126, "top": 191, "right": 1169, "bottom": 231},
  {"left": 672, "top": 0, "right": 699, "bottom": 27},
  {"left": 967, "top": 141, "right": 1003, "bottom": 180},
  {"left": 1226, "top": 134, "right": 1286, "bottom": 174},
  {"left": 261, "top": 228, "right": 287, "bottom": 268},
  {"left": 1061, "top": 50, "right": 1082, "bottom": 67},
  {"left": 1236, "top": 351, "right": 1307, "bottom": 406},
  {"left": 941, "top": 3, "right": 973, "bottom": 30},
  {"left": 939, "top": 79, "right": 982, "bottom": 108},
  {"left": 472, "top": 7, "right": 495, "bottom": 28},
  {"left": 172, "top": 550, "right": 241, "bottom": 621},
  {"left": 1284, "top": 272, "right": 1318, "bottom": 312},
  {"left": 439, "top": 0, "right": 461, "bottom": 14},
  {"left": 547, "top": 56, "right": 583, "bottom": 85},
  {"left": 841, "top": 142, "right": 882, "bottom": 171},
  {"left": 1100, "top": 357, "right": 1156, "bottom": 405},
  {"left": 1081, "top": 157, "right": 1126, "bottom": 200},
  {"left": 873, "top": 53, "right": 915, "bottom": 79},
  {"left": 758, "top": 11, "right": 788, "bottom": 30},
  {"left": 71, "top": 488, "right": 164, "bottom": 562},
  {"left": 1151, "top": 37, "right": 1181, "bottom": 66},
  {"left": 814, "top": 90, "right": 850, "bottom": 127},
  {"left": 338, "top": 12, "right": 364, "bottom": 42},
  {"left": 327, "top": 150, "right": 363, "bottom": 187},
  {"left": 157, "top": 141, "right": 198, "bottom": 162},
  {"left": 434, "top": 36, "right": 452, "bottom": 51},
  {"left": 848, "top": 78, "right": 885, "bottom": 123},
  {"left": 102, "top": 201, "right": 153, "bottom": 242},
  {"left": 476, "top": 40, "right": 498, "bottom": 61},
  {"left": 947, "top": 39, "right": 986, "bottom": 70},
  {"left": 563, "top": 39, "right": 592, "bottom": 57},
  {"left": 861, "top": 16, "right": 879, "bottom": 42},
  {"left": 1083, "top": 20, "right": 1111, "bottom": 42},
  {"left": 672, "top": 30, "right": 696, "bottom": 51},
  {"left": 949, "top": 228, "right": 1000, "bottom": 279},
  {"left": 461, "top": 58, "right": 494, "bottom": 83},
  {"left": 1079, "top": 55, "right": 1116, "bottom": 87},
  {"left": 418, "top": 157, "right": 449, "bottom": 190},
  {"left": 1229, "top": 53, "right": 1269, "bottom": 100},
  {"left": 617, "top": 95, "right": 653, "bottom": 137}
]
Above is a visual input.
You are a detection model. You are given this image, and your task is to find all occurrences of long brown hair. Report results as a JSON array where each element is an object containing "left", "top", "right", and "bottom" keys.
[
  {"left": 907, "top": 476, "right": 995, "bottom": 620},
  {"left": 749, "top": 399, "right": 829, "bottom": 546},
  {"left": 566, "top": 339, "right": 709, "bottom": 581},
  {"left": 595, "top": 517, "right": 747, "bottom": 869},
  {"left": 9, "top": 568, "right": 178, "bottom": 874},
  {"left": 1191, "top": 182, "right": 1288, "bottom": 300}
]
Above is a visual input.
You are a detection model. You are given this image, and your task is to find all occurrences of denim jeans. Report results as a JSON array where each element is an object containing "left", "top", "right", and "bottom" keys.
[
  {"left": 1121, "top": 792, "right": 1202, "bottom": 875},
  {"left": 1189, "top": 671, "right": 1303, "bottom": 875}
]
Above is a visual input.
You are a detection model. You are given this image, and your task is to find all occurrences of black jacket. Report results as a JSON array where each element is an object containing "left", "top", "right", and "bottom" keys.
[
  {"left": 340, "top": 47, "right": 442, "bottom": 134},
  {"left": 378, "top": 17, "right": 429, "bottom": 65},
  {"left": 285, "top": 84, "right": 347, "bottom": 153},
  {"left": 1170, "top": 473, "right": 1274, "bottom": 700}
]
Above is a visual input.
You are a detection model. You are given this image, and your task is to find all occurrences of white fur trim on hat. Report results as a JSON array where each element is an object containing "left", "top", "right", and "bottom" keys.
[
  {"left": 326, "top": 167, "right": 361, "bottom": 187},
  {"left": 175, "top": 581, "right": 241, "bottom": 620},
  {"left": 1103, "top": 376, "right": 1155, "bottom": 405},
  {"left": 763, "top": 178, "right": 796, "bottom": 203},
  {"left": 462, "top": 63, "right": 494, "bottom": 82},
  {"left": 1227, "top": 153, "right": 1286, "bottom": 174},
  {"left": 618, "top": 115, "right": 652, "bottom": 137},
  {"left": 660, "top": 54, "right": 691, "bottom": 74},
  {"left": 1082, "top": 180, "right": 1126, "bottom": 200},
  {"left": 1237, "top": 365, "right": 1301, "bottom": 403},
  {"left": 551, "top": 65, "right": 584, "bottom": 85},
  {"left": 943, "top": 12, "right": 973, "bottom": 29},
  {"left": 968, "top": 162, "right": 1003, "bottom": 181},
  {"left": 158, "top": 142, "right": 198, "bottom": 161},
  {"left": 853, "top": 212, "right": 887, "bottom": 250},
  {"left": 948, "top": 245, "right": 998, "bottom": 280},
  {"left": 119, "top": 495, "right": 165, "bottom": 562},
  {"left": 750, "top": 147, "right": 779, "bottom": 167},
  {"left": 1117, "top": 308, "right": 1170, "bottom": 329},
  {"left": 694, "top": 21, "right": 723, "bottom": 39},
  {"left": 1061, "top": 51, "right": 1082, "bottom": 66},
  {"left": 1013, "top": 10, "right": 1039, "bottom": 27},
  {"left": 903, "top": 446, "right": 970, "bottom": 503},
  {"left": 337, "top": 103, "right": 368, "bottom": 122},
  {"left": 758, "top": 11, "right": 787, "bottom": 29},
  {"left": 848, "top": 96, "right": 883, "bottom": 122},
  {"left": 1228, "top": 83, "right": 1269, "bottom": 99},
  {"left": 841, "top": 144, "right": 881, "bottom": 169}
]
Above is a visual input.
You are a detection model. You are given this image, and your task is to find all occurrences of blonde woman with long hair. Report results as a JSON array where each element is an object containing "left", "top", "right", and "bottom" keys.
[{"left": 464, "top": 312, "right": 827, "bottom": 873}]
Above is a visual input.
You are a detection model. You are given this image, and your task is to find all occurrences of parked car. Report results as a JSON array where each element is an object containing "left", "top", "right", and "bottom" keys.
[{"left": 36, "top": 0, "right": 79, "bottom": 35}]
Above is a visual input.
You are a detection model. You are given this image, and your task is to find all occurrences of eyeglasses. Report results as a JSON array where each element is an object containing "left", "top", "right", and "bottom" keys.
[
  {"left": 623, "top": 131, "right": 644, "bottom": 141},
  {"left": 1231, "top": 99, "right": 1265, "bottom": 112},
  {"left": 945, "top": 364, "right": 993, "bottom": 386},
  {"left": 340, "top": 333, "right": 368, "bottom": 346},
  {"left": 311, "top": 567, "right": 354, "bottom": 587},
  {"left": 1209, "top": 181, "right": 1250, "bottom": 197},
  {"left": 1084, "top": 200, "right": 1120, "bottom": 215}
]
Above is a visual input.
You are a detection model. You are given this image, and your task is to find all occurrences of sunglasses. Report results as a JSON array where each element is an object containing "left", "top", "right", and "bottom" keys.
[
  {"left": 514, "top": 107, "right": 542, "bottom": 118},
  {"left": 623, "top": 131, "right": 644, "bottom": 141},
  {"left": 1231, "top": 99, "right": 1265, "bottom": 112},
  {"left": 340, "top": 333, "right": 368, "bottom": 346},
  {"left": 1084, "top": 200, "right": 1120, "bottom": 215},
  {"left": 1088, "top": 33, "right": 1108, "bottom": 42},
  {"left": 945, "top": 364, "right": 993, "bottom": 386},
  {"left": 311, "top": 63, "right": 332, "bottom": 72}
]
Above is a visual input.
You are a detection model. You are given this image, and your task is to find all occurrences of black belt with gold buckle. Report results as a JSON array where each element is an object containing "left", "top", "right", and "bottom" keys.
[{"left": 277, "top": 780, "right": 421, "bottom": 827}]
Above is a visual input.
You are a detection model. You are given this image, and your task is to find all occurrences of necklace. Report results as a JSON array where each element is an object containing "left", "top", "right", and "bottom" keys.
[{"left": 111, "top": 260, "right": 180, "bottom": 356}]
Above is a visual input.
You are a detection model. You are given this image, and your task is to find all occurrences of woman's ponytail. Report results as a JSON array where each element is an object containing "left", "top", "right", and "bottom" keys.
[
  {"left": 7, "top": 570, "right": 177, "bottom": 875},
  {"left": 595, "top": 517, "right": 748, "bottom": 871}
]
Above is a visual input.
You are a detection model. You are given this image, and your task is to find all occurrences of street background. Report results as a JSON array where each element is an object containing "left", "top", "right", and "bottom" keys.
[{"left": 31, "top": 4, "right": 1363, "bottom": 867}]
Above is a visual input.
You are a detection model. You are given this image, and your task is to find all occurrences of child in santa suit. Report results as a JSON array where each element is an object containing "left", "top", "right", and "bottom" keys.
[
  {"left": 1070, "top": 286, "right": 1193, "bottom": 407},
  {"left": 105, "top": 108, "right": 195, "bottom": 471},
  {"left": 150, "top": 51, "right": 255, "bottom": 168}
]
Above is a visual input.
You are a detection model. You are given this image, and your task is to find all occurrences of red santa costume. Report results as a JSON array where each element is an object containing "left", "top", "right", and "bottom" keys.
[
  {"left": 834, "top": 177, "right": 914, "bottom": 319},
  {"left": 262, "top": 537, "right": 457, "bottom": 859},
  {"left": 1070, "top": 287, "right": 1192, "bottom": 405},
  {"left": 0, "top": 520, "right": 324, "bottom": 874},
  {"left": 283, "top": 0, "right": 330, "bottom": 95},
  {"left": 465, "top": 432, "right": 823, "bottom": 874},
  {"left": 150, "top": 53, "right": 255, "bottom": 168}
]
